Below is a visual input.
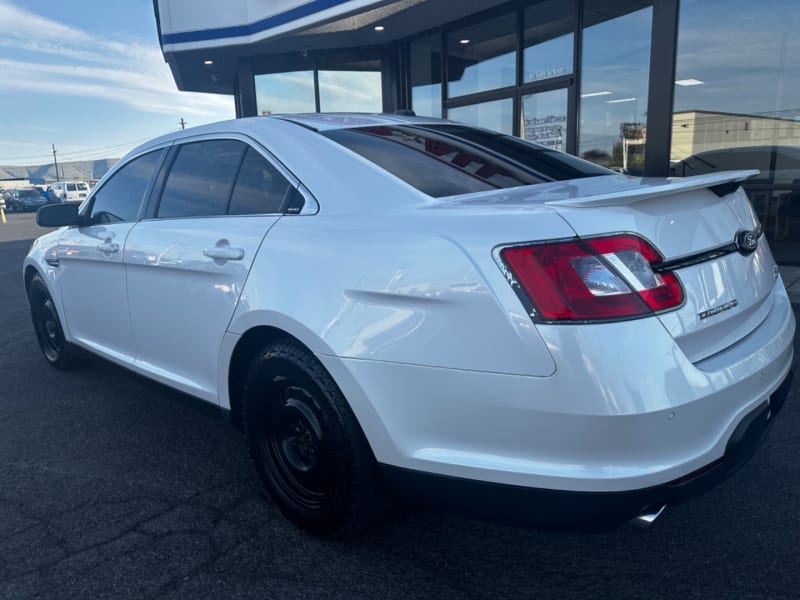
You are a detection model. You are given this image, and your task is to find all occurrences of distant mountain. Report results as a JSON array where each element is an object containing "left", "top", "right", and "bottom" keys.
[{"left": 0, "top": 159, "right": 118, "bottom": 183}]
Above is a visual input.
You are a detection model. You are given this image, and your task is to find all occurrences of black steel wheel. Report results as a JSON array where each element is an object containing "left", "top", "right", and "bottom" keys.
[
  {"left": 28, "top": 274, "right": 82, "bottom": 369},
  {"left": 243, "top": 339, "right": 386, "bottom": 537}
]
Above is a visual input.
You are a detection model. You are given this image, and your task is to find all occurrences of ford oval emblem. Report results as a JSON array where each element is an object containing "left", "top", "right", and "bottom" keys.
[{"left": 735, "top": 229, "right": 759, "bottom": 255}]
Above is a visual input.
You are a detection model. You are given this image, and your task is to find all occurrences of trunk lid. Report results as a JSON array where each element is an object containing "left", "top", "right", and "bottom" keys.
[
  {"left": 433, "top": 170, "right": 776, "bottom": 364},
  {"left": 545, "top": 170, "right": 776, "bottom": 364}
]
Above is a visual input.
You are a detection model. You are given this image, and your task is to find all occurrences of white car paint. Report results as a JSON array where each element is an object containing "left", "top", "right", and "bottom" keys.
[
  {"left": 23, "top": 114, "right": 794, "bottom": 506},
  {"left": 124, "top": 215, "right": 280, "bottom": 400}
]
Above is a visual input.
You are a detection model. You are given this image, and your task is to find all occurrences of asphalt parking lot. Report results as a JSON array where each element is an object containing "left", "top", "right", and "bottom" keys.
[{"left": 1, "top": 212, "right": 799, "bottom": 600}]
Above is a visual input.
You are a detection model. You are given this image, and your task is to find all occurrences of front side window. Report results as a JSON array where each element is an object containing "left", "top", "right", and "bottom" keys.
[
  {"left": 157, "top": 140, "right": 246, "bottom": 218},
  {"left": 322, "top": 124, "right": 610, "bottom": 197},
  {"left": 89, "top": 150, "right": 163, "bottom": 224}
]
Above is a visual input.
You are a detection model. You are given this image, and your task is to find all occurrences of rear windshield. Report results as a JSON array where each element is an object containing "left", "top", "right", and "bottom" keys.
[{"left": 321, "top": 124, "right": 611, "bottom": 198}]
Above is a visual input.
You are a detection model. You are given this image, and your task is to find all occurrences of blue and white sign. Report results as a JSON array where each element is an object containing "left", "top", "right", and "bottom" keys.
[{"left": 158, "top": 0, "right": 382, "bottom": 51}]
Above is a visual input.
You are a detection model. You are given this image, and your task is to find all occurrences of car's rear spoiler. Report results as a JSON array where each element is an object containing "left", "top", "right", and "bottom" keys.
[{"left": 545, "top": 170, "right": 759, "bottom": 208}]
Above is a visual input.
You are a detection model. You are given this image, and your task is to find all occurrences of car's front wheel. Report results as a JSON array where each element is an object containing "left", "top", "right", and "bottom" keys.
[
  {"left": 242, "top": 339, "right": 386, "bottom": 537},
  {"left": 28, "top": 274, "right": 83, "bottom": 369}
]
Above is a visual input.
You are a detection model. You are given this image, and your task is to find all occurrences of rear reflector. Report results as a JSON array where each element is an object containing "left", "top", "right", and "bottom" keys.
[{"left": 500, "top": 234, "right": 684, "bottom": 322}]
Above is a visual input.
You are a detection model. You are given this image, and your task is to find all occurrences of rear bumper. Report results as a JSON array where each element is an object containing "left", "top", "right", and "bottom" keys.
[{"left": 382, "top": 369, "right": 793, "bottom": 530}]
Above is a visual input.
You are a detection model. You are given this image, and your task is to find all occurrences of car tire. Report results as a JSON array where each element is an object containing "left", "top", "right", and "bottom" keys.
[
  {"left": 242, "top": 339, "right": 386, "bottom": 537},
  {"left": 28, "top": 274, "right": 83, "bottom": 370}
]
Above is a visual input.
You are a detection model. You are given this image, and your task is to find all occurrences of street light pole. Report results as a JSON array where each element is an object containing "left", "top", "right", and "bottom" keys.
[{"left": 52, "top": 144, "right": 60, "bottom": 182}]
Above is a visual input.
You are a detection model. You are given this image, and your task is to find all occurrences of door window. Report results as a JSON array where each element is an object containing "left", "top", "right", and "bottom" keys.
[
  {"left": 89, "top": 149, "right": 163, "bottom": 224},
  {"left": 158, "top": 140, "right": 246, "bottom": 218},
  {"left": 228, "top": 147, "right": 292, "bottom": 215}
]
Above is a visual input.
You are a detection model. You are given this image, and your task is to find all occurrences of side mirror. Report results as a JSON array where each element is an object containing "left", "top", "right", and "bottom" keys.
[{"left": 37, "top": 202, "right": 82, "bottom": 227}]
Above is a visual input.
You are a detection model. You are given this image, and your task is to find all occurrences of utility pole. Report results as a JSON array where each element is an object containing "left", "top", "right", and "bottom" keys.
[
  {"left": 179, "top": 118, "right": 187, "bottom": 130},
  {"left": 52, "top": 144, "right": 60, "bottom": 182}
]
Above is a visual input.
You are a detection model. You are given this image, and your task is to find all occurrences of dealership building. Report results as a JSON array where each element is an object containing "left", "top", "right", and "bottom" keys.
[{"left": 154, "top": 0, "right": 800, "bottom": 262}]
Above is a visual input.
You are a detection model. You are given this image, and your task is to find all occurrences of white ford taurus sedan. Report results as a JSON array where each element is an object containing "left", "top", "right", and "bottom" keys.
[{"left": 25, "top": 114, "right": 794, "bottom": 536}]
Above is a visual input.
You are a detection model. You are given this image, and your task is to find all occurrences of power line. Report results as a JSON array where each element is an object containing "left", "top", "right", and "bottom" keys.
[{"left": 0, "top": 130, "right": 174, "bottom": 164}]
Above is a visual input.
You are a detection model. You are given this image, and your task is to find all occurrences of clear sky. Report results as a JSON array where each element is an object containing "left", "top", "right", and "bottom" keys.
[{"left": 0, "top": 0, "right": 234, "bottom": 167}]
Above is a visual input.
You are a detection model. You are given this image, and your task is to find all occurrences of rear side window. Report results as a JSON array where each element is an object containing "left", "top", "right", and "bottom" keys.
[
  {"left": 89, "top": 150, "right": 163, "bottom": 224},
  {"left": 228, "top": 147, "right": 292, "bottom": 215},
  {"left": 322, "top": 124, "right": 611, "bottom": 197},
  {"left": 158, "top": 140, "right": 246, "bottom": 218},
  {"left": 67, "top": 183, "right": 76, "bottom": 191}
]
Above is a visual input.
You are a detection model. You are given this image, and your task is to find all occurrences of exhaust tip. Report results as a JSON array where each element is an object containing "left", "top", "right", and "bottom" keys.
[{"left": 631, "top": 504, "right": 667, "bottom": 528}]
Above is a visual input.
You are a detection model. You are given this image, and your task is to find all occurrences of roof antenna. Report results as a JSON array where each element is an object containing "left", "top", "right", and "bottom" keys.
[{"left": 393, "top": 109, "right": 416, "bottom": 117}]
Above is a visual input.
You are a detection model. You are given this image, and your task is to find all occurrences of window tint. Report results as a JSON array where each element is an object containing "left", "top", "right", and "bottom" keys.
[
  {"left": 89, "top": 150, "right": 162, "bottom": 224},
  {"left": 67, "top": 183, "right": 76, "bottom": 191},
  {"left": 158, "top": 140, "right": 245, "bottom": 218},
  {"left": 229, "top": 148, "right": 292, "bottom": 215},
  {"left": 322, "top": 124, "right": 610, "bottom": 197}
]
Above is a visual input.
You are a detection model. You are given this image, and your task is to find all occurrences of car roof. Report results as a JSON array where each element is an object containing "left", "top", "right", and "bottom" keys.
[
  {"left": 272, "top": 112, "right": 446, "bottom": 131},
  {"left": 132, "top": 113, "right": 450, "bottom": 154}
]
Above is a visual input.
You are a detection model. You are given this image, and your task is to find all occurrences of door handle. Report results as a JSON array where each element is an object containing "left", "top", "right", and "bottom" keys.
[
  {"left": 97, "top": 242, "right": 119, "bottom": 253},
  {"left": 203, "top": 246, "right": 244, "bottom": 261}
]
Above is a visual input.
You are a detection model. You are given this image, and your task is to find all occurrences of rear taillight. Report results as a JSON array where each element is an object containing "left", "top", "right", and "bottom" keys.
[{"left": 499, "top": 234, "right": 683, "bottom": 322}]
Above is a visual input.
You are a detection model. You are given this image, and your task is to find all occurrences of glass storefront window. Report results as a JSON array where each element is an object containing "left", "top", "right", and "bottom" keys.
[
  {"left": 522, "top": 88, "right": 568, "bottom": 152},
  {"left": 410, "top": 33, "right": 443, "bottom": 118},
  {"left": 255, "top": 71, "right": 316, "bottom": 115},
  {"left": 523, "top": 0, "right": 575, "bottom": 83},
  {"left": 580, "top": 1, "right": 652, "bottom": 174},
  {"left": 318, "top": 70, "right": 382, "bottom": 112},
  {"left": 448, "top": 98, "right": 514, "bottom": 136},
  {"left": 671, "top": 0, "right": 800, "bottom": 262},
  {"left": 447, "top": 13, "right": 517, "bottom": 98}
]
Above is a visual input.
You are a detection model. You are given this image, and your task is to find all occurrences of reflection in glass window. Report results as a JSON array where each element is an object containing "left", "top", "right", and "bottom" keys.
[
  {"left": 671, "top": 0, "right": 800, "bottom": 261},
  {"left": 158, "top": 141, "right": 245, "bottom": 219},
  {"left": 322, "top": 124, "right": 609, "bottom": 198},
  {"left": 229, "top": 148, "right": 292, "bottom": 215},
  {"left": 410, "top": 33, "right": 443, "bottom": 118},
  {"left": 672, "top": 0, "right": 800, "bottom": 161},
  {"left": 522, "top": 89, "right": 569, "bottom": 152},
  {"left": 256, "top": 71, "right": 316, "bottom": 115},
  {"left": 318, "top": 70, "right": 382, "bottom": 112},
  {"left": 580, "top": 1, "right": 652, "bottom": 174},
  {"left": 448, "top": 98, "right": 514, "bottom": 136},
  {"left": 90, "top": 150, "right": 162, "bottom": 224},
  {"left": 447, "top": 13, "right": 517, "bottom": 98},
  {"left": 524, "top": 0, "right": 575, "bottom": 83}
]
